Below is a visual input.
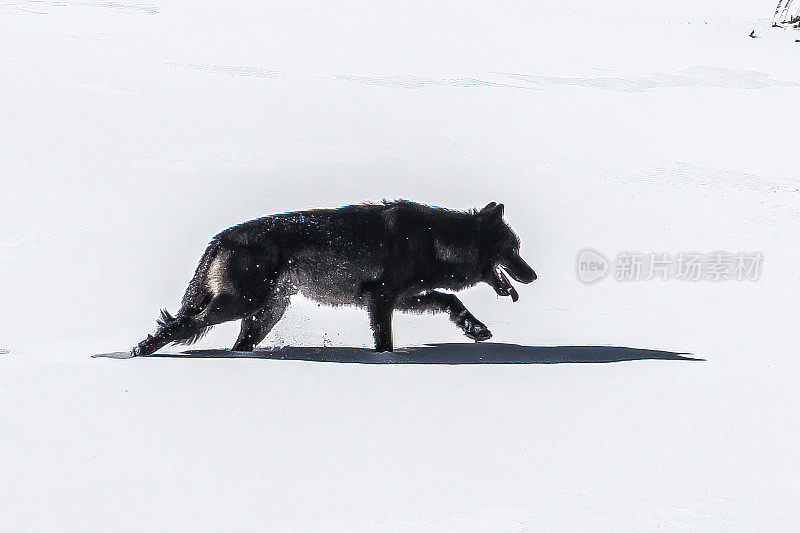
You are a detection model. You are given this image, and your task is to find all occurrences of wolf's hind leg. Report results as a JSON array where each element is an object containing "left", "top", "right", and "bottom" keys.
[
  {"left": 397, "top": 291, "right": 492, "bottom": 341},
  {"left": 232, "top": 293, "right": 291, "bottom": 351}
]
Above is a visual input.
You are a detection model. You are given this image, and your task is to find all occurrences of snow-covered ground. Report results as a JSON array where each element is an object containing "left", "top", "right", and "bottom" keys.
[{"left": 1, "top": 1, "right": 799, "bottom": 530}]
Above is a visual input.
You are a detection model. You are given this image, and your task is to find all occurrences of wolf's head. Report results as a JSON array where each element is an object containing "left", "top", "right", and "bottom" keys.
[{"left": 475, "top": 202, "right": 537, "bottom": 302}]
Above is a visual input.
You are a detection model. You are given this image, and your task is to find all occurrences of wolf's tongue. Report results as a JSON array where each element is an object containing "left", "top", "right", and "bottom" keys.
[{"left": 496, "top": 268, "right": 519, "bottom": 302}]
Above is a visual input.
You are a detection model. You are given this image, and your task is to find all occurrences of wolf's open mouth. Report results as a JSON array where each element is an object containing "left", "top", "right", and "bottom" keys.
[{"left": 493, "top": 265, "right": 519, "bottom": 302}]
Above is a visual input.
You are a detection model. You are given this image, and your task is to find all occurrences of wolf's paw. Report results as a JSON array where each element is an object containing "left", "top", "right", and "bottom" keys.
[{"left": 464, "top": 320, "right": 492, "bottom": 342}]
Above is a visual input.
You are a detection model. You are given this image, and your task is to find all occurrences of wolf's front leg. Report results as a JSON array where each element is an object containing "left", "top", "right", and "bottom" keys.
[
  {"left": 368, "top": 293, "right": 395, "bottom": 352},
  {"left": 398, "top": 291, "right": 492, "bottom": 341}
]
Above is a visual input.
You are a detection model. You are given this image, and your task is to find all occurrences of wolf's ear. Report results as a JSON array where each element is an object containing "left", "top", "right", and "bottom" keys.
[{"left": 478, "top": 202, "right": 504, "bottom": 219}]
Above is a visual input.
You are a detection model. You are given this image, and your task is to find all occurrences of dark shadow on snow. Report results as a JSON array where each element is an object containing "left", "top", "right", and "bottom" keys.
[{"left": 95, "top": 343, "right": 702, "bottom": 364}]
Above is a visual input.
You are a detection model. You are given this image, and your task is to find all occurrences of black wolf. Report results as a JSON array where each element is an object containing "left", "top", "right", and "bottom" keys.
[{"left": 132, "top": 201, "right": 536, "bottom": 355}]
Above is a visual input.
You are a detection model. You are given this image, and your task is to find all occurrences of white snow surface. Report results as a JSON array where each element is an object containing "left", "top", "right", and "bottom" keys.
[{"left": 1, "top": 1, "right": 799, "bottom": 531}]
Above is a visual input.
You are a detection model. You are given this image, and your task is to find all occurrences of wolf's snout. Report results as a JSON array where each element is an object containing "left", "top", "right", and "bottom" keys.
[{"left": 504, "top": 255, "right": 537, "bottom": 284}]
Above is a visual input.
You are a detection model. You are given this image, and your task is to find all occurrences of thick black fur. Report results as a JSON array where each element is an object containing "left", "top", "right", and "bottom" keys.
[{"left": 132, "top": 200, "right": 536, "bottom": 355}]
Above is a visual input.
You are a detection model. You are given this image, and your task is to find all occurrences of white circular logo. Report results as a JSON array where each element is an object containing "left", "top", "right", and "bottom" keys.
[{"left": 576, "top": 249, "right": 609, "bottom": 284}]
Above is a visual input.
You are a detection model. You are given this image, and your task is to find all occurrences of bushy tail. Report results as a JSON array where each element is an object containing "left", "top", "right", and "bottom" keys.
[
  {"left": 157, "top": 308, "right": 175, "bottom": 327},
  {"left": 133, "top": 239, "right": 225, "bottom": 355},
  {"left": 150, "top": 239, "right": 222, "bottom": 346},
  {"left": 155, "top": 308, "right": 211, "bottom": 345},
  {"left": 177, "top": 238, "right": 222, "bottom": 317}
]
